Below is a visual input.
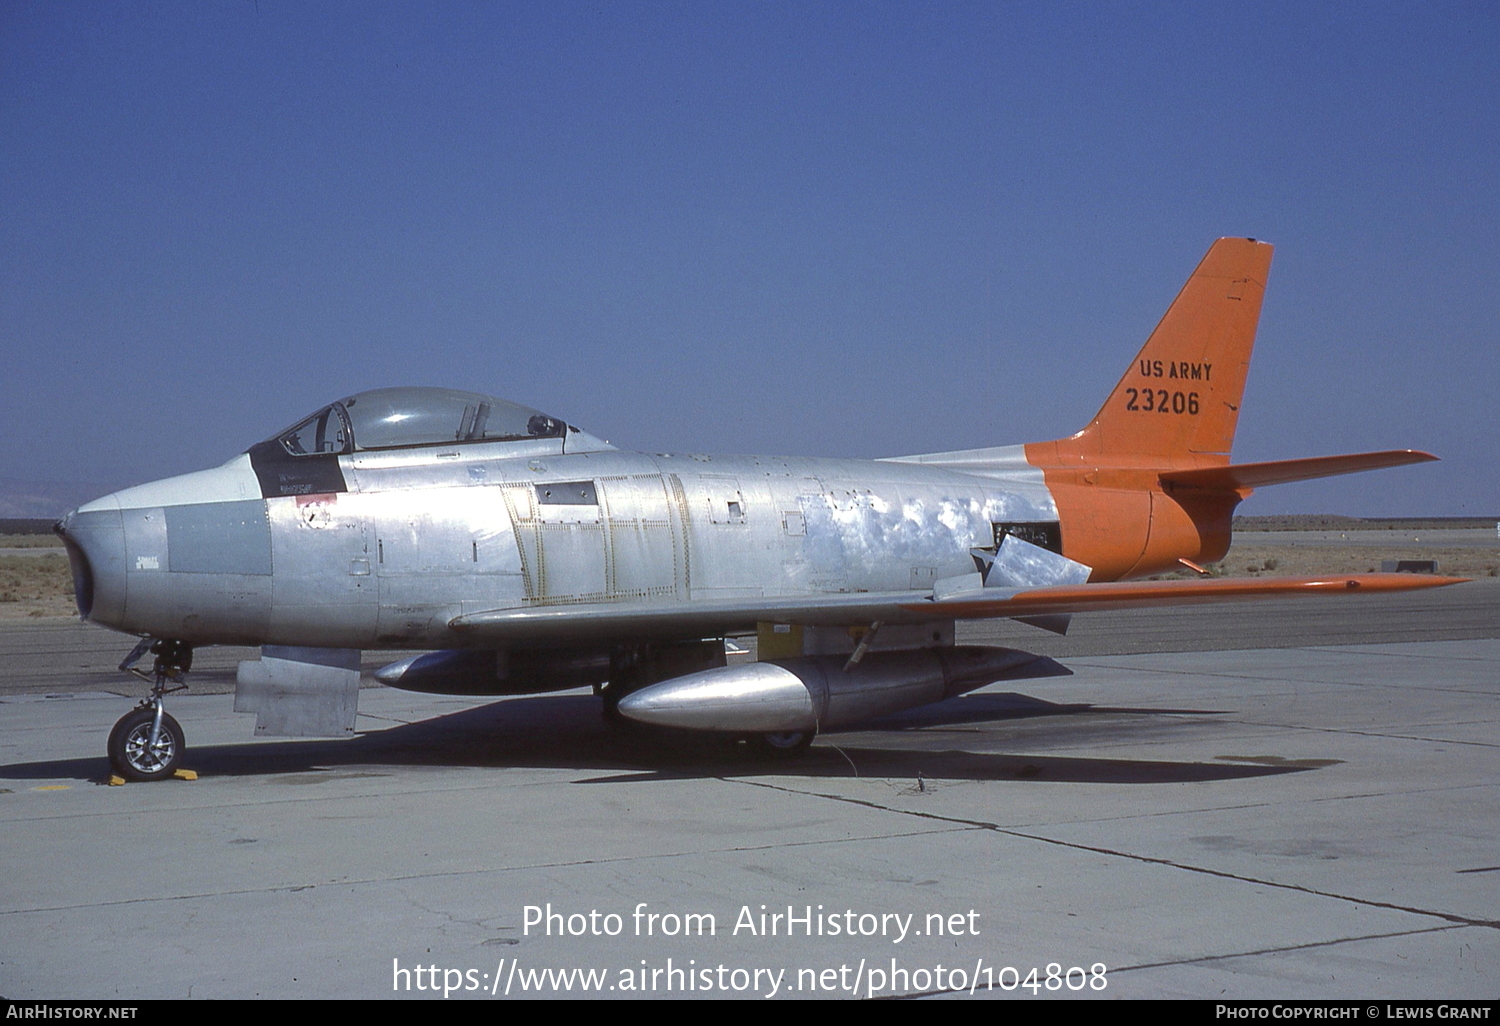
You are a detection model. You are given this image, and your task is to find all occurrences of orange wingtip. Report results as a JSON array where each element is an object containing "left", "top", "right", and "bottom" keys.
[{"left": 912, "top": 573, "right": 1468, "bottom": 619}]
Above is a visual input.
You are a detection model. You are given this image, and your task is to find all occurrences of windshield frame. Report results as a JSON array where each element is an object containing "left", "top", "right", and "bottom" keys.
[{"left": 263, "top": 388, "right": 571, "bottom": 456}]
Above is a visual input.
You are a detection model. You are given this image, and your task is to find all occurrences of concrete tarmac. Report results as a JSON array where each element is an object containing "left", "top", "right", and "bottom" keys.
[{"left": 2, "top": 583, "right": 1497, "bottom": 1000}]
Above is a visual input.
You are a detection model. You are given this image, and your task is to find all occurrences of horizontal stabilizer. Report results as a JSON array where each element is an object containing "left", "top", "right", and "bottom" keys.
[{"left": 1160, "top": 450, "right": 1437, "bottom": 491}]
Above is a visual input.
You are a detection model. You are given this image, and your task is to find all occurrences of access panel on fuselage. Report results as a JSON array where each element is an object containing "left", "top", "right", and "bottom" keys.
[
  {"left": 597, "top": 474, "right": 684, "bottom": 602},
  {"left": 372, "top": 484, "right": 527, "bottom": 641},
  {"left": 502, "top": 482, "right": 608, "bottom": 605},
  {"left": 267, "top": 492, "right": 372, "bottom": 645},
  {"left": 671, "top": 473, "right": 767, "bottom": 597}
]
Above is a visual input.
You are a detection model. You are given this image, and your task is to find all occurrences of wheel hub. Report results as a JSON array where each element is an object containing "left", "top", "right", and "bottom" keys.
[{"left": 122, "top": 722, "right": 175, "bottom": 774}]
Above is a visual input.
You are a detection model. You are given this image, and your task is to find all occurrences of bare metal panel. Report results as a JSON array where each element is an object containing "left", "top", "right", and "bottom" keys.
[
  {"left": 535, "top": 521, "right": 609, "bottom": 602},
  {"left": 81, "top": 453, "right": 262, "bottom": 512},
  {"left": 799, "top": 481, "right": 1001, "bottom": 594},
  {"left": 503, "top": 476, "right": 608, "bottom": 604},
  {"left": 933, "top": 572, "right": 985, "bottom": 601},
  {"left": 766, "top": 475, "right": 824, "bottom": 592},
  {"left": 500, "top": 484, "right": 541, "bottom": 599},
  {"left": 676, "top": 473, "right": 763, "bottom": 596},
  {"left": 536, "top": 480, "right": 598, "bottom": 505},
  {"left": 234, "top": 646, "right": 360, "bottom": 737},
  {"left": 121, "top": 506, "right": 168, "bottom": 628},
  {"left": 363, "top": 484, "right": 529, "bottom": 640},
  {"left": 165, "top": 500, "right": 272, "bottom": 575},
  {"left": 122, "top": 506, "right": 167, "bottom": 575},
  {"left": 267, "top": 493, "right": 376, "bottom": 646},
  {"left": 985, "top": 533, "right": 1092, "bottom": 588},
  {"left": 599, "top": 474, "right": 682, "bottom": 601},
  {"left": 376, "top": 486, "right": 493, "bottom": 573},
  {"left": 157, "top": 573, "right": 271, "bottom": 645},
  {"left": 880, "top": 443, "right": 1057, "bottom": 506},
  {"left": 58, "top": 507, "right": 126, "bottom": 624}
]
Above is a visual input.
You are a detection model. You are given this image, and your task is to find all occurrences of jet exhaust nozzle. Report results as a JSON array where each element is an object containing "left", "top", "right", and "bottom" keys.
[{"left": 616, "top": 646, "right": 1060, "bottom": 733}]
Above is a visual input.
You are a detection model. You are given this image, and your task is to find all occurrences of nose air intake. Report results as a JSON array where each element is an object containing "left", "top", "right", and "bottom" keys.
[
  {"left": 53, "top": 507, "right": 128, "bottom": 627},
  {"left": 55, "top": 520, "right": 94, "bottom": 619}
]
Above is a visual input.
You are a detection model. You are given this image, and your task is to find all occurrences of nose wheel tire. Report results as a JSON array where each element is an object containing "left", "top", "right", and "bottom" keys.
[{"left": 108, "top": 708, "right": 184, "bottom": 782}]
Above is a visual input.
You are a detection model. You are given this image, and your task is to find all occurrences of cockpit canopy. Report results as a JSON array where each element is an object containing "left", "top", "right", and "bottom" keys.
[{"left": 271, "top": 387, "right": 570, "bottom": 456}]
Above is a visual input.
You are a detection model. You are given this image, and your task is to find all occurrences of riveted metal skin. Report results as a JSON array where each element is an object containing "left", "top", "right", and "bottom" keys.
[
  {"left": 59, "top": 441, "right": 1057, "bottom": 651},
  {"left": 53, "top": 242, "right": 1460, "bottom": 750}
]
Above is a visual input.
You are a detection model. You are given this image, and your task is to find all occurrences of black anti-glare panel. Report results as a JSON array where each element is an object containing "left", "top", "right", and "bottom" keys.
[{"left": 247, "top": 440, "right": 348, "bottom": 498}]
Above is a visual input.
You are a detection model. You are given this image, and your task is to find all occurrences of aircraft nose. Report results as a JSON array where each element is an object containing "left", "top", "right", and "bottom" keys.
[{"left": 55, "top": 501, "right": 127, "bottom": 625}]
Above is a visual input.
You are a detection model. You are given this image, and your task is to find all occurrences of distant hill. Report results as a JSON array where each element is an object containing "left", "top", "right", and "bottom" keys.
[
  {"left": 0, "top": 478, "right": 126, "bottom": 519},
  {"left": 1232, "top": 514, "right": 1498, "bottom": 531}
]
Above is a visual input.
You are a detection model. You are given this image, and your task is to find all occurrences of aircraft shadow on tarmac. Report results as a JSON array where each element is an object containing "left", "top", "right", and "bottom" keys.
[{"left": 3, "top": 689, "right": 1313, "bottom": 787}]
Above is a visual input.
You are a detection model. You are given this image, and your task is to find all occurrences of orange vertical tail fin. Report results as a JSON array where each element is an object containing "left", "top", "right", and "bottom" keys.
[
  {"left": 1023, "top": 238, "right": 1273, "bottom": 580},
  {"left": 1035, "top": 237, "right": 1274, "bottom": 467}
]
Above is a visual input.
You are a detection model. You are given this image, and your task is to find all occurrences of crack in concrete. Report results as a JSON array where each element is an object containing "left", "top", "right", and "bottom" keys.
[
  {"left": 977, "top": 780, "right": 1497, "bottom": 832},
  {"left": 395, "top": 885, "right": 502, "bottom": 935},
  {"left": 1115, "top": 923, "right": 1470, "bottom": 973},
  {"left": 730, "top": 779, "right": 1500, "bottom": 932},
  {"left": 0, "top": 823, "right": 975, "bottom": 917},
  {"left": 1303, "top": 646, "right": 1500, "bottom": 665},
  {"left": 1066, "top": 657, "right": 1500, "bottom": 697},
  {"left": 901, "top": 923, "right": 1467, "bottom": 999},
  {"left": 1229, "top": 720, "right": 1500, "bottom": 749},
  {"left": 0, "top": 775, "right": 620, "bottom": 825}
]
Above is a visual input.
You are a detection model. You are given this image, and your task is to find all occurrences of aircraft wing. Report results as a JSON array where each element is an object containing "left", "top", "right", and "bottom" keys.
[
  {"left": 916, "top": 573, "right": 1464, "bottom": 618},
  {"left": 448, "top": 573, "right": 1465, "bottom": 646},
  {"left": 449, "top": 590, "right": 947, "bottom": 645}
]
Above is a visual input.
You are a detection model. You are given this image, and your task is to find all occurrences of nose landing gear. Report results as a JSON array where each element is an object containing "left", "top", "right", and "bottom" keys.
[{"left": 108, "top": 639, "right": 193, "bottom": 782}]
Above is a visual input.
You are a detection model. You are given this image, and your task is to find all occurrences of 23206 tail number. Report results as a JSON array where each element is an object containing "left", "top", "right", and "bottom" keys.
[{"left": 1125, "top": 389, "right": 1199, "bottom": 415}]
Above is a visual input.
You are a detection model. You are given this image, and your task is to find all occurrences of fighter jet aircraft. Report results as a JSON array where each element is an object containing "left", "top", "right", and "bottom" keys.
[{"left": 56, "top": 238, "right": 1460, "bottom": 780}]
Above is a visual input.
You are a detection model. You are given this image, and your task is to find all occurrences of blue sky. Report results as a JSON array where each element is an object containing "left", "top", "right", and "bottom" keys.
[{"left": 3, "top": 2, "right": 1496, "bottom": 514}]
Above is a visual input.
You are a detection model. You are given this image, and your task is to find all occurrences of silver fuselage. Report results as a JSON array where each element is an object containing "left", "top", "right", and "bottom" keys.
[{"left": 58, "top": 435, "right": 1057, "bottom": 651}]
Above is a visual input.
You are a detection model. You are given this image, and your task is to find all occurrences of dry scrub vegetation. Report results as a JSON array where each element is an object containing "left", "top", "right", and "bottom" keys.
[
  {"left": 0, "top": 553, "right": 76, "bottom": 618},
  {"left": 1204, "top": 543, "right": 1498, "bottom": 579},
  {"left": 0, "top": 534, "right": 69, "bottom": 548}
]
